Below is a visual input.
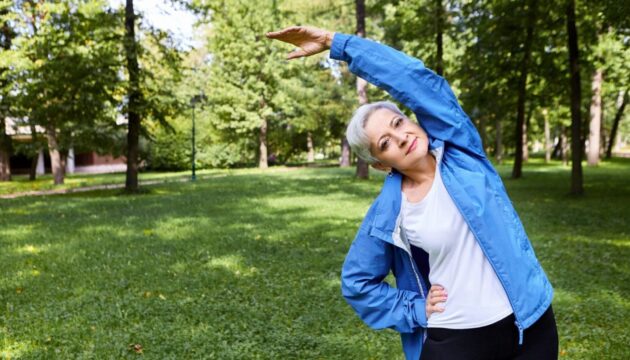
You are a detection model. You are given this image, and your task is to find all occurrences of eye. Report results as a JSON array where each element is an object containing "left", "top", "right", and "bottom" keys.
[
  {"left": 380, "top": 138, "right": 390, "bottom": 151},
  {"left": 394, "top": 117, "right": 402, "bottom": 126}
]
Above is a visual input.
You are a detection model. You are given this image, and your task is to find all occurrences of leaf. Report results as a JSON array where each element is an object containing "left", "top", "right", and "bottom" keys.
[{"left": 128, "top": 343, "right": 143, "bottom": 354}]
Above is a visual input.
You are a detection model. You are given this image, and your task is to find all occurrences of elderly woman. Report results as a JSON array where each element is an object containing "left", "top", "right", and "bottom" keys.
[{"left": 267, "top": 26, "right": 558, "bottom": 360}]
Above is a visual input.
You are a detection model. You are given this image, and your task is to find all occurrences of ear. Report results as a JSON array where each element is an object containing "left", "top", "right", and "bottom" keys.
[{"left": 371, "top": 162, "right": 391, "bottom": 173}]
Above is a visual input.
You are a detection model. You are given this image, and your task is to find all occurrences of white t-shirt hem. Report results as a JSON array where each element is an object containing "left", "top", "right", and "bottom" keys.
[{"left": 428, "top": 309, "right": 514, "bottom": 329}]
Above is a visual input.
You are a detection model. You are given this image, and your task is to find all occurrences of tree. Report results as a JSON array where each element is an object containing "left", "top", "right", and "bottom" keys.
[
  {"left": 124, "top": 0, "right": 142, "bottom": 191},
  {"left": 0, "top": 0, "right": 15, "bottom": 181},
  {"left": 566, "top": 0, "right": 583, "bottom": 195},
  {"left": 512, "top": 0, "right": 538, "bottom": 179},
  {"left": 9, "top": 0, "right": 123, "bottom": 185},
  {"left": 587, "top": 67, "right": 603, "bottom": 166},
  {"left": 605, "top": 89, "right": 627, "bottom": 158},
  {"left": 200, "top": 0, "right": 299, "bottom": 169},
  {"left": 354, "top": 0, "right": 369, "bottom": 179}
]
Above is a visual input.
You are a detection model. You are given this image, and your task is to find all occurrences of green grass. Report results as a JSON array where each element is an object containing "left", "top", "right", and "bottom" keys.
[
  {"left": 0, "top": 169, "right": 227, "bottom": 196},
  {"left": 0, "top": 159, "right": 628, "bottom": 359},
  {"left": 0, "top": 160, "right": 340, "bottom": 196}
]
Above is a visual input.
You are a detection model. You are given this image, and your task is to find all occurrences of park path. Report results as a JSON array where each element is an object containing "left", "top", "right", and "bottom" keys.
[
  {"left": 0, "top": 176, "right": 196, "bottom": 199},
  {"left": 0, "top": 166, "right": 309, "bottom": 199}
]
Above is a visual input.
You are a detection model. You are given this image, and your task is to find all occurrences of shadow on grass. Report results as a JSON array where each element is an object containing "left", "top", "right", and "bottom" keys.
[
  {"left": 0, "top": 167, "right": 400, "bottom": 358},
  {"left": 0, "top": 163, "right": 628, "bottom": 358}
]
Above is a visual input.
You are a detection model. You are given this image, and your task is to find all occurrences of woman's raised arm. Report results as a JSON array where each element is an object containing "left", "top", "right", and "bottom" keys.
[{"left": 267, "top": 26, "right": 484, "bottom": 157}]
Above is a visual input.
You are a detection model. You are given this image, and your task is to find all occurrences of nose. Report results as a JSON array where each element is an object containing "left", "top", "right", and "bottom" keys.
[{"left": 393, "top": 132, "right": 407, "bottom": 148}]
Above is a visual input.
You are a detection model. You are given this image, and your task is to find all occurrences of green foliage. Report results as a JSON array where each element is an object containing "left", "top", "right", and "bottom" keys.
[
  {"left": 1, "top": 0, "right": 628, "bottom": 183},
  {"left": 7, "top": 0, "right": 124, "bottom": 152},
  {"left": 0, "top": 160, "right": 629, "bottom": 358},
  {"left": 145, "top": 126, "right": 190, "bottom": 171},
  {"left": 198, "top": 0, "right": 289, "bottom": 164}
]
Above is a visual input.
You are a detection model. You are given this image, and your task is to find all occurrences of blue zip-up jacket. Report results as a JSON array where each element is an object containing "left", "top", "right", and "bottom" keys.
[{"left": 331, "top": 33, "right": 554, "bottom": 360}]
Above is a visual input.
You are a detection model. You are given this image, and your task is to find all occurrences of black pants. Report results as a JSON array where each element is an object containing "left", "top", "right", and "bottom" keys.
[{"left": 420, "top": 306, "right": 558, "bottom": 360}]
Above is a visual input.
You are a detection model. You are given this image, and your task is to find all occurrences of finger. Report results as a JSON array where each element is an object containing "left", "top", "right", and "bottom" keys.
[
  {"left": 266, "top": 26, "right": 300, "bottom": 39},
  {"left": 287, "top": 49, "right": 307, "bottom": 60},
  {"left": 431, "top": 291, "right": 448, "bottom": 300},
  {"left": 427, "top": 304, "right": 446, "bottom": 314},
  {"left": 429, "top": 294, "right": 447, "bottom": 303},
  {"left": 429, "top": 296, "right": 447, "bottom": 305}
]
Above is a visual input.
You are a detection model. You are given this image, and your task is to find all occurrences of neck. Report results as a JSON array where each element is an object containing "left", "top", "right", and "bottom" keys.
[{"left": 400, "top": 153, "right": 436, "bottom": 185}]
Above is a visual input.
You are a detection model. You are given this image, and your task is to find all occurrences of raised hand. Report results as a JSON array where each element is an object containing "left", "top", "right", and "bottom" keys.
[
  {"left": 426, "top": 284, "right": 447, "bottom": 319},
  {"left": 265, "top": 26, "right": 334, "bottom": 60}
]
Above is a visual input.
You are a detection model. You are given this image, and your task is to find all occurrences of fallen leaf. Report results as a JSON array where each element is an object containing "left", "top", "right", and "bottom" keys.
[{"left": 129, "top": 343, "right": 143, "bottom": 354}]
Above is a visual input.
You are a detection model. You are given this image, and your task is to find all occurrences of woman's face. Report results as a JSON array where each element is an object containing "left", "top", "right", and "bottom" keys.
[{"left": 364, "top": 108, "right": 430, "bottom": 172}]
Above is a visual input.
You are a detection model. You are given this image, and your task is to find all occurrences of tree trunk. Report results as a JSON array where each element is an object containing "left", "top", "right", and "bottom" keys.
[
  {"left": 28, "top": 124, "right": 39, "bottom": 181},
  {"left": 340, "top": 138, "right": 351, "bottom": 167},
  {"left": 495, "top": 117, "right": 503, "bottom": 164},
  {"left": 552, "top": 126, "right": 569, "bottom": 165},
  {"left": 0, "top": 8, "right": 13, "bottom": 181},
  {"left": 566, "top": 0, "right": 584, "bottom": 195},
  {"left": 0, "top": 148, "right": 10, "bottom": 181},
  {"left": 29, "top": 154, "right": 38, "bottom": 180},
  {"left": 605, "top": 89, "right": 627, "bottom": 159},
  {"left": 552, "top": 127, "right": 560, "bottom": 159},
  {"left": 478, "top": 116, "right": 487, "bottom": 153},
  {"left": 435, "top": 0, "right": 444, "bottom": 76},
  {"left": 512, "top": 0, "right": 537, "bottom": 179},
  {"left": 259, "top": 118, "right": 268, "bottom": 169},
  {"left": 561, "top": 127, "right": 569, "bottom": 165},
  {"left": 306, "top": 131, "right": 315, "bottom": 163},
  {"left": 354, "top": 0, "right": 369, "bottom": 179},
  {"left": 523, "top": 114, "right": 529, "bottom": 163},
  {"left": 587, "top": 68, "right": 603, "bottom": 166},
  {"left": 46, "top": 125, "right": 64, "bottom": 185},
  {"left": 0, "top": 117, "right": 10, "bottom": 181},
  {"left": 124, "top": 0, "right": 141, "bottom": 192},
  {"left": 60, "top": 150, "right": 68, "bottom": 178},
  {"left": 543, "top": 109, "right": 551, "bottom": 163}
]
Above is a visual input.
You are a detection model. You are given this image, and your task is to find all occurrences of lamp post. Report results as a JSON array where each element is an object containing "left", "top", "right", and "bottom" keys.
[{"left": 190, "top": 93, "right": 206, "bottom": 181}]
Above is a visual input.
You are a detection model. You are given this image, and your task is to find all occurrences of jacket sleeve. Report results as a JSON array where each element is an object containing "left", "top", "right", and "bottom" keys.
[
  {"left": 341, "top": 227, "right": 427, "bottom": 333},
  {"left": 330, "top": 33, "right": 485, "bottom": 157}
]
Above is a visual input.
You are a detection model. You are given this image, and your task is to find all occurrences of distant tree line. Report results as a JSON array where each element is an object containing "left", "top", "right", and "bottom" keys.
[{"left": 0, "top": 0, "right": 628, "bottom": 195}]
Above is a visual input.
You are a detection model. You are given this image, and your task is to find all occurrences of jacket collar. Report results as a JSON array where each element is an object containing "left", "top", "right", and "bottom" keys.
[
  {"left": 370, "top": 138, "right": 445, "bottom": 239},
  {"left": 371, "top": 169, "right": 403, "bottom": 238}
]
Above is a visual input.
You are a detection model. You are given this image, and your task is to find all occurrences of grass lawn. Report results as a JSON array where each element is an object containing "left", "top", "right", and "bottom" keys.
[
  {"left": 0, "top": 169, "right": 228, "bottom": 196},
  {"left": 0, "top": 158, "right": 628, "bottom": 359}
]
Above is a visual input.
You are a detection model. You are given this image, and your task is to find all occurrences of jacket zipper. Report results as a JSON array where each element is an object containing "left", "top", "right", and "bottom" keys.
[
  {"left": 407, "top": 247, "right": 425, "bottom": 298},
  {"left": 396, "top": 211, "right": 425, "bottom": 299},
  {"left": 398, "top": 224, "right": 429, "bottom": 343}
]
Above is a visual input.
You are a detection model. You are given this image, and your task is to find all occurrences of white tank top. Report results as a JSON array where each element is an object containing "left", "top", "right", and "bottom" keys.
[{"left": 401, "top": 147, "right": 513, "bottom": 329}]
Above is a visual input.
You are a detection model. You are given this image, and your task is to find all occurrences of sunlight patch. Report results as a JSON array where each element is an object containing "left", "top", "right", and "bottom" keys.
[
  {"left": 0, "top": 226, "right": 35, "bottom": 242},
  {"left": 15, "top": 244, "right": 45, "bottom": 255},
  {"left": 170, "top": 261, "right": 187, "bottom": 273},
  {"left": 323, "top": 278, "right": 341, "bottom": 289},
  {"left": 604, "top": 238, "right": 630, "bottom": 248},
  {"left": 206, "top": 255, "right": 257, "bottom": 277},
  {"left": 0, "top": 334, "right": 33, "bottom": 358}
]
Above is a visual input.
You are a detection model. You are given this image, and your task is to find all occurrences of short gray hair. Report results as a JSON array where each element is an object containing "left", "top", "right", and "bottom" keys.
[{"left": 345, "top": 101, "right": 405, "bottom": 164}]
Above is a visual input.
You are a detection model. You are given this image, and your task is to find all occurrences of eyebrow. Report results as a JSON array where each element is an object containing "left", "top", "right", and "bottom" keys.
[{"left": 376, "top": 114, "right": 401, "bottom": 150}]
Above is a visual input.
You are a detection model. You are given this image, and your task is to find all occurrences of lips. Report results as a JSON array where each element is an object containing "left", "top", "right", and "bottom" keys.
[{"left": 406, "top": 138, "right": 417, "bottom": 155}]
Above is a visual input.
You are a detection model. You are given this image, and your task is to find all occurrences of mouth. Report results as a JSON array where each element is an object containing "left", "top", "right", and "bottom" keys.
[{"left": 406, "top": 138, "right": 418, "bottom": 155}]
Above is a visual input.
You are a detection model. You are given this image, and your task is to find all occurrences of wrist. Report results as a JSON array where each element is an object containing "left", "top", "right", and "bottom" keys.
[{"left": 325, "top": 31, "right": 334, "bottom": 48}]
